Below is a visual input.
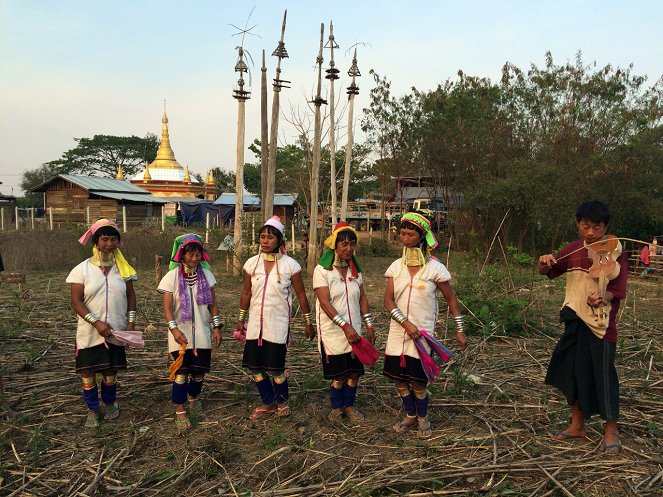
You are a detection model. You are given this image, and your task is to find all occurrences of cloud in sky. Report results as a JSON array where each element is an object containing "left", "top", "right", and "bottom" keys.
[{"left": 1, "top": 0, "right": 661, "bottom": 195}]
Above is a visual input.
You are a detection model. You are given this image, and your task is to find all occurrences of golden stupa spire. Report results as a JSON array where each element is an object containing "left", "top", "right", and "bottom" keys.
[
  {"left": 183, "top": 165, "right": 191, "bottom": 182},
  {"left": 147, "top": 100, "right": 183, "bottom": 170},
  {"left": 206, "top": 169, "right": 215, "bottom": 185},
  {"left": 143, "top": 166, "right": 152, "bottom": 181},
  {"left": 116, "top": 164, "right": 125, "bottom": 180}
]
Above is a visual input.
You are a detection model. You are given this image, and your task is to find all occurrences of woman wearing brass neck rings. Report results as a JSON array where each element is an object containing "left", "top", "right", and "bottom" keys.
[
  {"left": 67, "top": 219, "right": 137, "bottom": 428},
  {"left": 384, "top": 212, "right": 467, "bottom": 437},
  {"left": 237, "top": 216, "right": 315, "bottom": 419},
  {"left": 313, "top": 222, "right": 375, "bottom": 423}
]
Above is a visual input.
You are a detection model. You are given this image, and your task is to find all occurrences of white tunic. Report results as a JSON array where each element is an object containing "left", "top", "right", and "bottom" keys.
[
  {"left": 66, "top": 260, "right": 137, "bottom": 350},
  {"left": 243, "top": 254, "right": 301, "bottom": 344},
  {"left": 384, "top": 258, "right": 452, "bottom": 358},
  {"left": 313, "top": 265, "right": 364, "bottom": 356},
  {"left": 158, "top": 267, "right": 217, "bottom": 353}
]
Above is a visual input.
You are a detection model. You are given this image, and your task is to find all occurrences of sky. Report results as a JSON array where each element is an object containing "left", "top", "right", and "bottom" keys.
[{"left": 1, "top": 0, "right": 662, "bottom": 196}]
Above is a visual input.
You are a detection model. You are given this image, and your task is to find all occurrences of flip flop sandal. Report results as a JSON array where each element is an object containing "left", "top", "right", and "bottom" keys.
[
  {"left": 104, "top": 402, "right": 119, "bottom": 420},
  {"left": 393, "top": 415, "right": 417, "bottom": 433},
  {"left": 174, "top": 411, "right": 191, "bottom": 429},
  {"left": 344, "top": 408, "right": 365, "bottom": 423},
  {"left": 417, "top": 417, "right": 432, "bottom": 438},
  {"left": 85, "top": 411, "right": 100, "bottom": 429},
  {"left": 328, "top": 409, "right": 343, "bottom": 422},
  {"left": 603, "top": 441, "right": 621, "bottom": 455},
  {"left": 552, "top": 431, "right": 587, "bottom": 441},
  {"left": 249, "top": 405, "right": 276, "bottom": 420},
  {"left": 276, "top": 404, "right": 291, "bottom": 417},
  {"left": 188, "top": 399, "right": 204, "bottom": 416}
]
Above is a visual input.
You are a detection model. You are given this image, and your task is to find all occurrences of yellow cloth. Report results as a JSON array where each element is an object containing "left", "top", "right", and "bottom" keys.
[
  {"left": 91, "top": 246, "right": 137, "bottom": 281},
  {"left": 324, "top": 225, "right": 359, "bottom": 250}
]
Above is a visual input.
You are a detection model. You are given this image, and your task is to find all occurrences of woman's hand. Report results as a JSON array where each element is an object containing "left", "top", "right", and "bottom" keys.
[
  {"left": 236, "top": 320, "right": 246, "bottom": 334},
  {"left": 213, "top": 328, "right": 222, "bottom": 348},
  {"left": 343, "top": 325, "right": 361, "bottom": 344},
  {"left": 456, "top": 331, "right": 468, "bottom": 351},
  {"left": 366, "top": 326, "right": 375, "bottom": 345},
  {"left": 304, "top": 324, "right": 315, "bottom": 341},
  {"left": 93, "top": 321, "right": 113, "bottom": 338},
  {"left": 402, "top": 321, "right": 420, "bottom": 340},
  {"left": 170, "top": 328, "right": 188, "bottom": 346},
  {"left": 587, "top": 291, "right": 607, "bottom": 308}
]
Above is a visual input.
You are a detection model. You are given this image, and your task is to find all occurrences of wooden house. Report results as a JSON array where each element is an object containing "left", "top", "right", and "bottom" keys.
[{"left": 31, "top": 174, "right": 168, "bottom": 226}]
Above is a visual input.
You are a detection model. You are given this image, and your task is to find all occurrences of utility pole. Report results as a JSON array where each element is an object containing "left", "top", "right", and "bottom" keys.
[
  {"left": 307, "top": 23, "right": 327, "bottom": 273},
  {"left": 325, "top": 21, "right": 340, "bottom": 225},
  {"left": 260, "top": 50, "right": 269, "bottom": 221},
  {"left": 232, "top": 47, "right": 251, "bottom": 276},
  {"left": 265, "top": 10, "right": 290, "bottom": 221},
  {"left": 341, "top": 48, "right": 360, "bottom": 221}
]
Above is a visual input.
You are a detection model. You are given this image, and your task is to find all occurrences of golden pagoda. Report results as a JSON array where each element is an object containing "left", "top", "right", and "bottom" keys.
[{"left": 129, "top": 108, "right": 217, "bottom": 200}]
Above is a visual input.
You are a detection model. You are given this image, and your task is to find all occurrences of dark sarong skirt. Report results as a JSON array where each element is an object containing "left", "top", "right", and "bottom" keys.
[
  {"left": 242, "top": 339, "right": 287, "bottom": 373},
  {"left": 170, "top": 348, "right": 212, "bottom": 374},
  {"left": 545, "top": 307, "right": 619, "bottom": 421},
  {"left": 383, "top": 354, "right": 428, "bottom": 384},
  {"left": 76, "top": 342, "right": 127, "bottom": 374},
  {"left": 320, "top": 342, "right": 364, "bottom": 380}
]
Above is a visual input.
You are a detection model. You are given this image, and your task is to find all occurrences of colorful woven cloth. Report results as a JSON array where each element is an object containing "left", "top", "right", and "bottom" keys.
[
  {"left": 169, "top": 233, "right": 211, "bottom": 270},
  {"left": 400, "top": 212, "right": 438, "bottom": 250},
  {"left": 319, "top": 222, "right": 362, "bottom": 277}
]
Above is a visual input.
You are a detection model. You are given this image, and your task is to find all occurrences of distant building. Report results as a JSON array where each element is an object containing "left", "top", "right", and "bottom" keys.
[
  {"left": 31, "top": 174, "right": 168, "bottom": 225},
  {"left": 129, "top": 110, "right": 217, "bottom": 200}
]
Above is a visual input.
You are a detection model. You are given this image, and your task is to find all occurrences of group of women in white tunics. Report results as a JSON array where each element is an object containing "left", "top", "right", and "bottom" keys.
[{"left": 68, "top": 212, "right": 467, "bottom": 438}]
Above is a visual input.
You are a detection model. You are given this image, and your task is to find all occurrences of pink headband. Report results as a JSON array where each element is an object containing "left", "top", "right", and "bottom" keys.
[{"left": 78, "top": 219, "right": 120, "bottom": 245}]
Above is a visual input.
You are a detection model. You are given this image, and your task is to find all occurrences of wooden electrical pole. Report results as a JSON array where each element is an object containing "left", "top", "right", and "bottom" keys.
[
  {"left": 325, "top": 21, "right": 340, "bottom": 226},
  {"left": 232, "top": 47, "right": 251, "bottom": 276},
  {"left": 341, "top": 48, "right": 360, "bottom": 222},
  {"left": 307, "top": 23, "right": 327, "bottom": 273},
  {"left": 260, "top": 50, "right": 269, "bottom": 221},
  {"left": 265, "top": 10, "right": 290, "bottom": 222}
]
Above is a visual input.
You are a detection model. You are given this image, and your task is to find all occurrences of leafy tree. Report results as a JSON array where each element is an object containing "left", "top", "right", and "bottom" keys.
[{"left": 45, "top": 133, "right": 159, "bottom": 178}]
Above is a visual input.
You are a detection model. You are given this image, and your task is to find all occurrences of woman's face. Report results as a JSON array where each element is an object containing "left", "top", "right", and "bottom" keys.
[
  {"left": 399, "top": 227, "right": 422, "bottom": 249},
  {"left": 182, "top": 248, "right": 202, "bottom": 268},
  {"left": 260, "top": 231, "right": 280, "bottom": 253},
  {"left": 96, "top": 234, "right": 119, "bottom": 254},
  {"left": 335, "top": 238, "right": 357, "bottom": 261}
]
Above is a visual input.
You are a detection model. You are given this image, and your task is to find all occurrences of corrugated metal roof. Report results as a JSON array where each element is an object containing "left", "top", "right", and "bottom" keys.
[
  {"left": 93, "top": 191, "right": 170, "bottom": 203},
  {"left": 61, "top": 174, "right": 153, "bottom": 193},
  {"left": 213, "top": 193, "right": 297, "bottom": 206},
  {"left": 213, "top": 193, "right": 260, "bottom": 206}
]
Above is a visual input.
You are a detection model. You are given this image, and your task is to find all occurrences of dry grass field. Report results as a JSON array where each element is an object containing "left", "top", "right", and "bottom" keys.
[{"left": 0, "top": 234, "right": 662, "bottom": 496}]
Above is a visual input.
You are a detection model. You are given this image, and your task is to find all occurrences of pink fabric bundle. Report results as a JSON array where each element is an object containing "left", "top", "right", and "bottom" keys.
[
  {"left": 233, "top": 323, "right": 247, "bottom": 343},
  {"left": 419, "top": 330, "right": 453, "bottom": 363},
  {"left": 413, "top": 340, "right": 441, "bottom": 382},
  {"left": 111, "top": 330, "right": 145, "bottom": 348},
  {"left": 351, "top": 337, "right": 379, "bottom": 366}
]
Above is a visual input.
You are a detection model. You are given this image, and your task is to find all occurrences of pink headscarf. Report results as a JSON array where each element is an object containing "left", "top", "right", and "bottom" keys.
[{"left": 78, "top": 219, "right": 121, "bottom": 246}]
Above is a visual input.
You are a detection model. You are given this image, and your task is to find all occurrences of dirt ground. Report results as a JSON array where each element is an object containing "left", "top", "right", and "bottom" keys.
[{"left": 0, "top": 255, "right": 662, "bottom": 496}]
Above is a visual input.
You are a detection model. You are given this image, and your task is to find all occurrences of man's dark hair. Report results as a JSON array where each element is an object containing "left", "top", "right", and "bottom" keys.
[{"left": 576, "top": 200, "right": 611, "bottom": 224}]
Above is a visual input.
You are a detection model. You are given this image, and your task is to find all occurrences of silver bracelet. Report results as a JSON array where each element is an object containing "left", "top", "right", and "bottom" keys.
[
  {"left": 453, "top": 315, "right": 465, "bottom": 333},
  {"left": 332, "top": 314, "right": 348, "bottom": 328},
  {"left": 127, "top": 310, "right": 137, "bottom": 323},
  {"left": 168, "top": 320, "right": 178, "bottom": 331},
  {"left": 212, "top": 315, "right": 223, "bottom": 328},
  {"left": 361, "top": 312, "right": 374, "bottom": 327},
  {"left": 390, "top": 308, "right": 407, "bottom": 325},
  {"left": 84, "top": 313, "right": 98, "bottom": 325}
]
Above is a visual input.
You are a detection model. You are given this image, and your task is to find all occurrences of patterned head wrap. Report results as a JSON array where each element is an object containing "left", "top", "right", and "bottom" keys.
[
  {"left": 169, "top": 234, "right": 211, "bottom": 271},
  {"left": 78, "top": 218, "right": 137, "bottom": 280},
  {"left": 319, "top": 222, "right": 362, "bottom": 278},
  {"left": 400, "top": 212, "right": 438, "bottom": 250},
  {"left": 168, "top": 234, "right": 213, "bottom": 323}
]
